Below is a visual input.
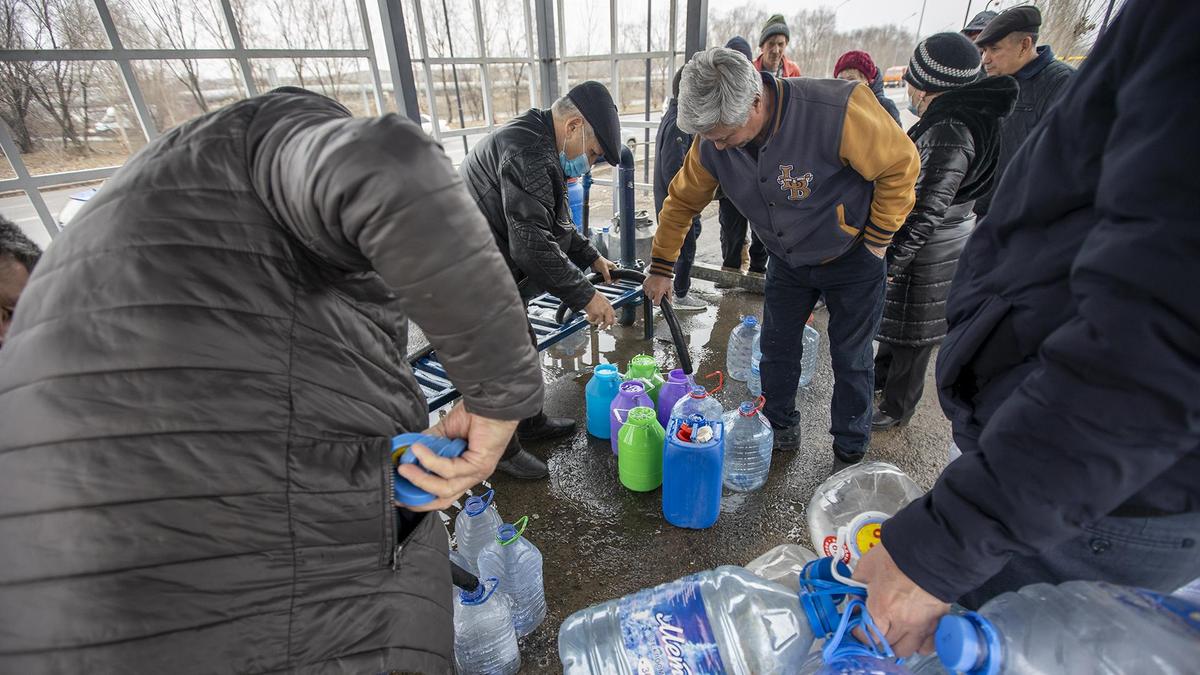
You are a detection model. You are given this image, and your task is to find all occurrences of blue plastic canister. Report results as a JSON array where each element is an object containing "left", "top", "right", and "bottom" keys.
[
  {"left": 661, "top": 415, "right": 724, "bottom": 529},
  {"left": 391, "top": 433, "right": 467, "bottom": 506},
  {"left": 567, "top": 177, "right": 584, "bottom": 232}
]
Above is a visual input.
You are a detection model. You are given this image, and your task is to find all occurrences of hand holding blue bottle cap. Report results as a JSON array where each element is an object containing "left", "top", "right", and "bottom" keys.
[{"left": 391, "top": 433, "right": 468, "bottom": 506}]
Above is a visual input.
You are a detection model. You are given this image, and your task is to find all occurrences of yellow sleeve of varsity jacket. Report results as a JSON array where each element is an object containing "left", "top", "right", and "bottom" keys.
[
  {"left": 649, "top": 136, "right": 719, "bottom": 277},
  {"left": 839, "top": 84, "right": 920, "bottom": 247}
]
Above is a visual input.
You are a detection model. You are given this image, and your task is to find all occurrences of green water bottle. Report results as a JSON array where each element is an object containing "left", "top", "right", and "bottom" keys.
[
  {"left": 617, "top": 406, "right": 666, "bottom": 492},
  {"left": 625, "top": 354, "right": 665, "bottom": 404}
]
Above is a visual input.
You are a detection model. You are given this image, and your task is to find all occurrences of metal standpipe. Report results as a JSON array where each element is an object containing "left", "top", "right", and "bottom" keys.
[{"left": 617, "top": 146, "right": 645, "bottom": 333}]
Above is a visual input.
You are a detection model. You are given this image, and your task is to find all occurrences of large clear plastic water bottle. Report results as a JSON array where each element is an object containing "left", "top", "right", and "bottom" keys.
[
  {"left": 745, "top": 544, "right": 819, "bottom": 592},
  {"left": 454, "top": 577, "right": 521, "bottom": 675},
  {"left": 722, "top": 401, "right": 773, "bottom": 492},
  {"left": 726, "top": 316, "right": 760, "bottom": 382},
  {"left": 476, "top": 517, "right": 547, "bottom": 638},
  {"left": 671, "top": 385, "right": 724, "bottom": 422},
  {"left": 798, "top": 324, "right": 821, "bottom": 389},
  {"left": 748, "top": 334, "right": 763, "bottom": 397},
  {"left": 454, "top": 490, "right": 502, "bottom": 575},
  {"left": 807, "top": 462, "right": 923, "bottom": 563},
  {"left": 558, "top": 566, "right": 817, "bottom": 674},
  {"left": 935, "top": 581, "right": 1200, "bottom": 675}
]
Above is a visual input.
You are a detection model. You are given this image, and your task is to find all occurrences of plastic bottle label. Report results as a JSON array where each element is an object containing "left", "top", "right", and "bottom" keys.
[
  {"left": 617, "top": 579, "right": 726, "bottom": 674},
  {"left": 822, "top": 535, "right": 852, "bottom": 565}
]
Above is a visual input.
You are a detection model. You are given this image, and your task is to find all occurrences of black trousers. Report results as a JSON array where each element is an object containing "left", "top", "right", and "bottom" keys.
[
  {"left": 874, "top": 341, "right": 934, "bottom": 422},
  {"left": 502, "top": 319, "right": 546, "bottom": 460},
  {"left": 718, "top": 197, "right": 767, "bottom": 273}
]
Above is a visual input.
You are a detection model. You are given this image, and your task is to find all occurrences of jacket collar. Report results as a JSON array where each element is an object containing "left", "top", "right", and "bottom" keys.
[
  {"left": 1016, "top": 45, "right": 1056, "bottom": 81},
  {"left": 761, "top": 72, "right": 788, "bottom": 145}
]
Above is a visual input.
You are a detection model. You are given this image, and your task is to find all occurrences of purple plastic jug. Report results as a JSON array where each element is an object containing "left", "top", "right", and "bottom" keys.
[
  {"left": 655, "top": 369, "right": 690, "bottom": 428},
  {"left": 609, "top": 381, "right": 652, "bottom": 455}
]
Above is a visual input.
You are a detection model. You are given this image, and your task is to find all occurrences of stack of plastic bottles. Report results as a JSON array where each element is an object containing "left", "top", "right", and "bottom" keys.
[
  {"left": 807, "top": 462, "right": 923, "bottom": 563},
  {"left": 724, "top": 314, "right": 822, "bottom": 398},
  {"left": 477, "top": 516, "right": 547, "bottom": 638}
]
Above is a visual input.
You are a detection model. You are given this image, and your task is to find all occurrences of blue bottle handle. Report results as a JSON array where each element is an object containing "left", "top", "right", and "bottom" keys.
[{"left": 391, "top": 433, "right": 467, "bottom": 506}]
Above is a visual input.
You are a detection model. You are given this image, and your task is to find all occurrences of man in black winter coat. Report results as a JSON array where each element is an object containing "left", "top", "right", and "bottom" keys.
[
  {"left": 971, "top": 5, "right": 1074, "bottom": 217},
  {"left": 460, "top": 80, "right": 622, "bottom": 479},
  {"left": 855, "top": 1, "right": 1200, "bottom": 657}
]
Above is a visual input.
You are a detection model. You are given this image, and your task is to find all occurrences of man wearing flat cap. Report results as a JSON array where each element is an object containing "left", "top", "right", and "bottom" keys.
[
  {"left": 972, "top": 4, "right": 1075, "bottom": 218},
  {"left": 460, "top": 80, "right": 622, "bottom": 479},
  {"left": 961, "top": 9, "right": 997, "bottom": 41}
]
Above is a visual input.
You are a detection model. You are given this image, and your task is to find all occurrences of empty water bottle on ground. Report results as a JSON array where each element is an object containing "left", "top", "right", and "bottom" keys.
[
  {"left": 586, "top": 363, "right": 622, "bottom": 439},
  {"left": 748, "top": 334, "right": 762, "bottom": 397},
  {"left": 722, "top": 400, "right": 773, "bottom": 492},
  {"left": 798, "top": 324, "right": 821, "bottom": 389},
  {"left": 476, "top": 516, "right": 547, "bottom": 638},
  {"left": 745, "top": 544, "right": 819, "bottom": 592},
  {"left": 934, "top": 581, "right": 1200, "bottom": 675},
  {"left": 656, "top": 368, "right": 691, "bottom": 428},
  {"left": 807, "top": 462, "right": 923, "bottom": 563},
  {"left": 617, "top": 406, "right": 666, "bottom": 492},
  {"left": 671, "top": 385, "right": 724, "bottom": 422},
  {"left": 558, "top": 566, "right": 818, "bottom": 674},
  {"left": 662, "top": 414, "right": 724, "bottom": 529},
  {"left": 454, "top": 490, "right": 502, "bottom": 575},
  {"left": 726, "top": 316, "right": 760, "bottom": 381},
  {"left": 454, "top": 577, "right": 521, "bottom": 675}
]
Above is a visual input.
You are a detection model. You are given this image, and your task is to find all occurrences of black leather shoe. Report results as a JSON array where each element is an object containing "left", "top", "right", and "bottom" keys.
[
  {"left": 772, "top": 424, "right": 800, "bottom": 451},
  {"left": 871, "top": 408, "right": 904, "bottom": 431},
  {"left": 495, "top": 449, "right": 549, "bottom": 480},
  {"left": 833, "top": 445, "right": 865, "bottom": 465},
  {"left": 517, "top": 416, "right": 576, "bottom": 442}
]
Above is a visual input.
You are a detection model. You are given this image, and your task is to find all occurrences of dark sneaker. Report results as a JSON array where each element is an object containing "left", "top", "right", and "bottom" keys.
[
  {"left": 517, "top": 416, "right": 576, "bottom": 442},
  {"left": 871, "top": 408, "right": 904, "bottom": 431},
  {"left": 772, "top": 424, "right": 800, "bottom": 451},
  {"left": 495, "top": 449, "right": 549, "bottom": 480},
  {"left": 833, "top": 444, "right": 865, "bottom": 465}
]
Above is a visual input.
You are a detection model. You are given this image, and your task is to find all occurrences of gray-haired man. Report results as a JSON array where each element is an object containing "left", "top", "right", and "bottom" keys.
[{"left": 645, "top": 47, "right": 918, "bottom": 464}]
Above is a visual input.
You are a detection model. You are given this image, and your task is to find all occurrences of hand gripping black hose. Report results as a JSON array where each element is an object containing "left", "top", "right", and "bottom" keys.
[{"left": 554, "top": 269, "right": 693, "bottom": 375}]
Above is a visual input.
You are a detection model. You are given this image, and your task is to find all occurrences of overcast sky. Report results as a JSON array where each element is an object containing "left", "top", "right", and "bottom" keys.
[{"left": 705, "top": 0, "right": 1012, "bottom": 36}]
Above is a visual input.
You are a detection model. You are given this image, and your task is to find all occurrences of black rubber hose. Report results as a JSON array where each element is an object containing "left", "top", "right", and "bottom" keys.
[
  {"left": 451, "top": 559, "right": 479, "bottom": 592},
  {"left": 554, "top": 270, "right": 693, "bottom": 375}
]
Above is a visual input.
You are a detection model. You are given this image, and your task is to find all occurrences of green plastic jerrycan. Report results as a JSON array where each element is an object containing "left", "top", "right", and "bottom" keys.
[
  {"left": 617, "top": 406, "right": 666, "bottom": 492},
  {"left": 625, "top": 354, "right": 665, "bottom": 404}
]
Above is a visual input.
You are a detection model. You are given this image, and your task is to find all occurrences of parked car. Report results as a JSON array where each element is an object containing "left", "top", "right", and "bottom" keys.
[
  {"left": 57, "top": 187, "right": 98, "bottom": 229},
  {"left": 883, "top": 66, "right": 907, "bottom": 88}
]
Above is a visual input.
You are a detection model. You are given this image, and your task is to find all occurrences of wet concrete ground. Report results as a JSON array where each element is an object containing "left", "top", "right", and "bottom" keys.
[{"left": 475, "top": 247, "right": 955, "bottom": 672}]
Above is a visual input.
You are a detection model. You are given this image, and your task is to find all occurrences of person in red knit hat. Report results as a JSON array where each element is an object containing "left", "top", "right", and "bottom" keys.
[{"left": 835, "top": 50, "right": 901, "bottom": 125}]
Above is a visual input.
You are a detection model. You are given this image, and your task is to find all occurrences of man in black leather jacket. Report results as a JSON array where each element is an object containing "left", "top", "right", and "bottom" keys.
[
  {"left": 971, "top": 5, "right": 1074, "bottom": 217},
  {"left": 460, "top": 81, "right": 623, "bottom": 479}
]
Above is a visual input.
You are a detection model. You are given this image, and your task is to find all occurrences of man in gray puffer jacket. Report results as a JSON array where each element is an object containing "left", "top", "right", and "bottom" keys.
[{"left": 0, "top": 88, "right": 543, "bottom": 674}]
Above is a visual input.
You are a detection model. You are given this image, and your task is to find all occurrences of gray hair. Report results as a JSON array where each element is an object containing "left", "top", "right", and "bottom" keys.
[
  {"left": 551, "top": 95, "right": 579, "bottom": 117},
  {"left": 677, "top": 47, "right": 762, "bottom": 135}
]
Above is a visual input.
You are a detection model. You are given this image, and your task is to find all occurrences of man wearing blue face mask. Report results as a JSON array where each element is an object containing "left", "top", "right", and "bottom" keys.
[{"left": 461, "top": 80, "right": 623, "bottom": 479}]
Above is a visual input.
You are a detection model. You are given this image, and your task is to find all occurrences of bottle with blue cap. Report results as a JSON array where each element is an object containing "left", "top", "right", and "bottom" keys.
[
  {"left": 748, "top": 333, "right": 763, "bottom": 397},
  {"left": 932, "top": 580, "right": 1200, "bottom": 675},
  {"left": 476, "top": 516, "right": 547, "bottom": 638},
  {"left": 558, "top": 556, "right": 897, "bottom": 674},
  {"left": 453, "top": 489, "right": 502, "bottom": 575},
  {"left": 454, "top": 576, "right": 521, "bottom": 675},
  {"left": 722, "top": 399, "right": 773, "bottom": 492},
  {"left": 726, "top": 315, "right": 760, "bottom": 381},
  {"left": 670, "top": 384, "right": 724, "bottom": 422}
]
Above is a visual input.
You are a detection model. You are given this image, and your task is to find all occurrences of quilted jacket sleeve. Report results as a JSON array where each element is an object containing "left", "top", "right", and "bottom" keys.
[
  {"left": 887, "top": 120, "right": 974, "bottom": 275},
  {"left": 500, "top": 150, "right": 597, "bottom": 311},
  {"left": 248, "top": 92, "right": 543, "bottom": 421}
]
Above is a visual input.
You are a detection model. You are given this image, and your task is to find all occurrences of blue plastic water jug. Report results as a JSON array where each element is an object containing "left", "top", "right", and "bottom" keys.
[
  {"left": 567, "top": 177, "right": 584, "bottom": 232},
  {"left": 662, "top": 414, "right": 724, "bottom": 529},
  {"left": 586, "top": 363, "right": 622, "bottom": 439}
]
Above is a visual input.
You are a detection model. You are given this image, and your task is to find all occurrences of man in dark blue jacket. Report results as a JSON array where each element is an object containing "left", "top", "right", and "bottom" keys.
[
  {"left": 855, "top": 0, "right": 1200, "bottom": 656},
  {"left": 653, "top": 68, "right": 706, "bottom": 310}
]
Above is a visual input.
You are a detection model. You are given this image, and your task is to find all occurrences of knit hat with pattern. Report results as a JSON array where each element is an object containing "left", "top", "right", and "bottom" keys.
[{"left": 904, "top": 32, "right": 982, "bottom": 93}]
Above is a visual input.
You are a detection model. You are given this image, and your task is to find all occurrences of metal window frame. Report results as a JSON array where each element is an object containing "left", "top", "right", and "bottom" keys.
[
  {"left": 0, "top": 0, "right": 386, "bottom": 239},
  {"left": 2, "top": 0, "right": 709, "bottom": 238}
]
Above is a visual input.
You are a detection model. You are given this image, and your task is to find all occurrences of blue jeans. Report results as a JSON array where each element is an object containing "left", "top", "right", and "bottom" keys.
[
  {"left": 761, "top": 243, "right": 886, "bottom": 454},
  {"left": 959, "top": 510, "right": 1200, "bottom": 608},
  {"left": 673, "top": 217, "right": 702, "bottom": 298}
]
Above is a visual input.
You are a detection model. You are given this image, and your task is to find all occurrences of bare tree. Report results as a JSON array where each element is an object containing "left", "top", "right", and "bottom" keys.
[
  {"left": 0, "top": 0, "right": 39, "bottom": 152},
  {"left": 108, "top": 0, "right": 211, "bottom": 113}
]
